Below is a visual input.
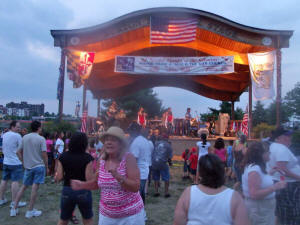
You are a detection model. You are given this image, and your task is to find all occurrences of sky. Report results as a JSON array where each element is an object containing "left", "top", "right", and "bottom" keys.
[{"left": 0, "top": 0, "right": 299, "bottom": 118}]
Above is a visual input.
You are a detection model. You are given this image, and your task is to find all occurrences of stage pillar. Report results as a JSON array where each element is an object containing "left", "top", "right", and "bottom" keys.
[
  {"left": 276, "top": 48, "right": 282, "bottom": 128},
  {"left": 97, "top": 98, "right": 101, "bottom": 118},
  {"left": 248, "top": 81, "right": 253, "bottom": 138},
  {"left": 231, "top": 101, "right": 235, "bottom": 120},
  {"left": 82, "top": 84, "right": 87, "bottom": 114},
  {"left": 58, "top": 49, "right": 66, "bottom": 121}
]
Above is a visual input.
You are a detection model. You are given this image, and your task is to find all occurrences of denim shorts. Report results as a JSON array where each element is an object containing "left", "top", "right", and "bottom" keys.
[
  {"left": 60, "top": 186, "right": 93, "bottom": 220},
  {"left": 23, "top": 166, "right": 45, "bottom": 186},
  {"left": 2, "top": 164, "right": 23, "bottom": 181},
  {"left": 152, "top": 166, "right": 170, "bottom": 181}
]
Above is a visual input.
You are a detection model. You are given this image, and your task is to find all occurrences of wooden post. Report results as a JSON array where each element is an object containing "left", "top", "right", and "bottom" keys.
[
  {"left": 97, "top": 98, "right": 101, "bottom": 118},
  {"left": 58, "top": 49, "right": 66, "bottom": 121},
  {"left": 82, "top": 84, "right": 87, "bottom": 114},
  {"left": 276, "top": 48, "right": 282, "bottom": 128},
  {"left": 231, "top": 101, "right": 235, "bottom": 120},
  {"left": 248, "top": 81, "right": 253, "bottom": 138}
]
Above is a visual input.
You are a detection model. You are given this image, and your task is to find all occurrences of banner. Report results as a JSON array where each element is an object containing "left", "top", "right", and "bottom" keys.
[
  {"left": 248, "top": 51, "right": 275, "bottom": 100},
  {"left": 66, "top": 50, "right": 95, "bottom": 88},
  {"left": 115, "top": 56, "right": 234, "bottom": 75}
]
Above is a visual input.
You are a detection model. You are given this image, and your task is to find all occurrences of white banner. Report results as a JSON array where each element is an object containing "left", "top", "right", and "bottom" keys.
[
  {"left": 115, "top": 56, "right": 234, "bottom": 75},
  {"left": 248, "top": 51, "right": 275, "bottom": 100}
]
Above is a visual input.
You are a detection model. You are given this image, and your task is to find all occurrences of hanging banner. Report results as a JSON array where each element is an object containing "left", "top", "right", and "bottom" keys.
[
  {"left": 248, "top": 51, "right": 275, "bottom": 100},
  {"left": 115, "top": 56, "right": 234, "bottom": 75},
  {"left": 66, "top": 50, "right": 95, "bottom": 88}
]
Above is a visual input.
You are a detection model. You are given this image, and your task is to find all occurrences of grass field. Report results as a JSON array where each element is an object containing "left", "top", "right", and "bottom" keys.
[{"left": 0, "top": 162, "right": 190, "bottom": 225}]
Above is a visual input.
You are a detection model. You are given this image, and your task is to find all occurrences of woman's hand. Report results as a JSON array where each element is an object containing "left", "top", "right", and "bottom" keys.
[
  {"left": 71, "top": 179, "right": 83, "bottom": 190},
  {"left": 273, "top": 181, "right": 287, "bottom": 191}
]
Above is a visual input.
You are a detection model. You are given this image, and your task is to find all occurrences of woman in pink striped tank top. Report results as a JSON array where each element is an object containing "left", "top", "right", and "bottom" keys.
[{"left": 71, "top": 127, "right": 145, "bottom": 225}]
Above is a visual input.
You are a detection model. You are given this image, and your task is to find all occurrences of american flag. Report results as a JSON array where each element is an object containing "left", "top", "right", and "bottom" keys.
[
  {"left": 150, "top": 17, "right": 198, "bottom": 44},
  {"left": 81, "top": 103, "right": 88, "bottom": 133},
  {"left": 242, "top": 106, "right": 249, "bottom": 136}
]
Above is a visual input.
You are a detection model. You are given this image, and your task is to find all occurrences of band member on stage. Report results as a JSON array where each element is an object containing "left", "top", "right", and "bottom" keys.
[
  {"left": 208, "top": 116, "right": 216, "bottom": 137},
  {"left": 165, "top": 108, "right": 174, "bottom": 135},
  {"left": 137, "top": 107, "right": 147, "bottom": 128},
  {"left": 105, "top": 101, "right": 118, "bottom": 127},
  {"left": 184, "top": 108, "right": 191, "bottom": 136}
]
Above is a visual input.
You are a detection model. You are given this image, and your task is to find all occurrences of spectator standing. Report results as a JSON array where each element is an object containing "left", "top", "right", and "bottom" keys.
[
  {"left": 129, "top": 124, "right": 152, "bottom": 204},
  {"left": 242, "top": 141, "right": 286, "bottom": 225},
  {"left": 55, "top": 132, "right": 65, "bottom": 172},
  {"left": 174, "top": 154, "right": 250, "bottom": 225},
  {"left": 71, "top": 126, "right": 145, "bottom": 225},
  {"left": 213, "top": 138, "right": 227, "bottom": 166},
  {"left": 0, "top": 121, "right": 26, "bottom": 212},
  {"left": 45, "top": 133, "right": 54, "bottom": 177},
  {"left": 152, "top": 133, "right": 173, "bottom": 198},
  {"left": 188, "top": 148, "right": 198, "bottom": 184},
  {"left": 267, "top": 128, "right": 300, "bottom": 225},
  {"left": 55, "top": 132, "right": 94, "bottom": 225},
  {"left": 181, "top": 149, "right": 190, "bottom": 179},
  {"left": 233, "top": 134, "right": 247, "bottom": 190},
  {"left": 195, "top": 133, "right": 211, "bottom": 183},
  {"left": 11, "top": 121, "right": 48, "bottom": 218},
  {"left": 226, "top": 140, "right": 234, "bottom": 180}
]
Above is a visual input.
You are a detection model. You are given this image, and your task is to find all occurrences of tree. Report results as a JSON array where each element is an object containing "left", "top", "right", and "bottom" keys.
[
  {"left": 266, "top": 101, "right": 292, "bottom": 125},
  {"left": 284, "top": 82, "right": 300, "bottom": 119},
  {"left": 252, "top": 101, "right": 267, "bottom": 126},
  {"left": 102, "top": 89, "right": 165, "bottom": 119}
]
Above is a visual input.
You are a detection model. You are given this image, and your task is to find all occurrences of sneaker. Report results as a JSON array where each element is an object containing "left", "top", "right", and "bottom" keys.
[
  {"left": 10, "top": 201, "right": 27, "bottom": 208},
  {"left": 0, "top": 198, "right": 8, "bottom": 205},
  {"left": 25, "top": 209, "right": 42, "bottom": 218},
  {"left": 10, "top": 208, "right": 19, "bottom": 217}
]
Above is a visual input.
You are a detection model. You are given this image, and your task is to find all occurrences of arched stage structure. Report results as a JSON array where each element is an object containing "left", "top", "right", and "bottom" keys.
[{"left": 51, "top": 7, "right": 293, "bottom": 136}]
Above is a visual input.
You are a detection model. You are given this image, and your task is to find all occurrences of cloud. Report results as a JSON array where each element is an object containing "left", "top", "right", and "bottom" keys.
[{"left": 26, "top": 41, "right": 60, "bottom": 63}]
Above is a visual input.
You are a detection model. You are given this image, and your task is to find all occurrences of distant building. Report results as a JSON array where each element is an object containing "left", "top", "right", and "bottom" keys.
[
  {"left": 6, "top": 101, "right": 44, "bottom": 117},
  {"left": 0, "top": 105, "right": 7, "bottom": 118}
]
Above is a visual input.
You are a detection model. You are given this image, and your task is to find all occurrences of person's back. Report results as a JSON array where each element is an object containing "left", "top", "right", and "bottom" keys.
[
  {"left": 2, "top": 131, "right": 22, "bottom": 165},
  {"left": 187, "top": 185, "right": 233, "bottom": 225},
  {"left": 60, "top": 151, "right": 93, "bottom": 186},
  {"left": 22, "top": 132, "right": 46, "bottom": 169},
  {"left": 152, "top": 140, "right": 172, "bottom": 170},
  {"left": 214, "top": 148, "right": 227, "bottom": 163},
  {"left": 196, "top": 141, "right": 211, "bottom": 159}
]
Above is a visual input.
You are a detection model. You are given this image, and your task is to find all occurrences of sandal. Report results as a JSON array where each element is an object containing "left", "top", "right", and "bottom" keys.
[{"left": 70, "top": 215, "right": 79, "bottom": 224}]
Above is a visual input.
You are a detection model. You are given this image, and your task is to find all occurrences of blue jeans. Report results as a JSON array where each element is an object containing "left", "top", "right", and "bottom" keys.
[
  {"left": 60, "top": 186, "right": 93, "bottom": 220},
  {"left": 23, "top": 166, "right": 45, "bottom": 186},
  {"left": 139, "top": 179, "right": 147, "bottom": 204}
]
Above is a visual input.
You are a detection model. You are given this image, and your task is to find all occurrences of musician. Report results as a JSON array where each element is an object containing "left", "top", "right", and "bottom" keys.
[
  {"left": 137, "top": 107, "right": 147, "bottom": 128},
  {"left": 208, "top": 116, "right": 216, "bottom": 137},
  {"left": 105, "top": 101, "right": 118, "bottom": 127},
  {"left": 184, "top": 108, "right": 191, "bottom": 136},
  {"left": 165, "top": 108, "right": 174, "bottom": 135}
]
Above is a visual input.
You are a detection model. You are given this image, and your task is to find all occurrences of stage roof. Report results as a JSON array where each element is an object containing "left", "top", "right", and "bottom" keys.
[{"left": 51, "top": 7, "right": 293, "bottom": 101}]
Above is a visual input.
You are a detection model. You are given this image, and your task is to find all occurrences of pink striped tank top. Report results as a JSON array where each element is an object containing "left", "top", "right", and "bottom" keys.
[{"left": 98, "top": 152, "right": 144, "bottom": 218}]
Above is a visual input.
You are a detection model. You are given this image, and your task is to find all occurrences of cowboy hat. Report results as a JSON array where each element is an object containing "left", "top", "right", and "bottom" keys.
[{"left": 99, "top": 126, "right": 127, "bottom": 145}]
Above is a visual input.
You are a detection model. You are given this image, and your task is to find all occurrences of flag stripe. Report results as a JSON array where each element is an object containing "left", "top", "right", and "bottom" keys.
[{"left": 150, "top": 17, "right": 197, "bottom": 44}]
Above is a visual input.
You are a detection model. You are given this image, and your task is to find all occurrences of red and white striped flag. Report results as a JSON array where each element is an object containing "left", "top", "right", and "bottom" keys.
[
  {"left": 80, "top": 103, "right": 88, "bottom": 133},
  {"left": 242, "top": 106, "right": 248, "bottom": 136},
  {"left": 150, "top": 17, "right": 198, "bottom": 44}
]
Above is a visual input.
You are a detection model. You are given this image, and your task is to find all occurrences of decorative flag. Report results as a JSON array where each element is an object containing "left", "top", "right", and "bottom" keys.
[
  {"left": 242, "top": 106, "right": 249, "bottom": 136},
  {"left": 66, "top": 50, "right": 95, "bottom": 88},
  {"left": 57, "top": 50, "right": 66, "bottom": 100},
  {"left": 248, "top": 51, "right": 275, "bottom": 100},
  {"left": 150, "top": 17, "right": 198, "bottom": 44},
  {"left": 80, "top": 103, "right": 88, "bottom": 133}
]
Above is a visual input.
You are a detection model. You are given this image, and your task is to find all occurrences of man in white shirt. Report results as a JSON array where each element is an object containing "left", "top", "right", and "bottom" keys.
[
  {"left": 267, "top": 127, "right": 300, "bottom": 225},
  {"left": 11, "top": 121, "right": 48, "bottom": 218},
  {"left": 128, "top": 123, "right": 152, "bottom": 204},
  {"left": 0, "top": 121, "right": 26, "bottom": 211}
]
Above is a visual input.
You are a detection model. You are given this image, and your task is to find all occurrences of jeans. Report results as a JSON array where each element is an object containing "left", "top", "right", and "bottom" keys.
[{"left": 139, "top": 179, "right": 147, "bottom": 204}]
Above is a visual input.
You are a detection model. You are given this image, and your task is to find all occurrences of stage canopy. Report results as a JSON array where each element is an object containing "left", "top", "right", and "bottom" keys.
[{"left": 51, "top": 7, "right": 293, "bottom": 101}]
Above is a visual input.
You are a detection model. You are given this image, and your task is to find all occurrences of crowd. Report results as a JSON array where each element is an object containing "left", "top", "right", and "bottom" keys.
[{"left": 0, "top": 120, "right": 299, "bottom": 225}]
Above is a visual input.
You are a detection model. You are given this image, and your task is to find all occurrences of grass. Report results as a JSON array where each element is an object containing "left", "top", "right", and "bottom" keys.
[{"left": 0, "top": 162, "right": 190, "bottom": 225}]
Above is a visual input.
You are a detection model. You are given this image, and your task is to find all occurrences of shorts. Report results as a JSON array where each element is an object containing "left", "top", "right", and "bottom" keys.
[
  {"left": 99, "top": 208, "right": 145, "bottom": 225},
  {"left": 60, "top": 186, "right": 93, "bottom": 220},
  {"left": 2, "top": 164, "right": 23, "bottom": 181},
  {"left": 190, "top": 168, "right": 196, "bottom": 175},
  {"left": 152, "top": 166, "right": 170, "bottom": 181},
  {"left": 183, "top": 162, "right": 190, "bottom": 172},
  {"left": 23, "top": 166, "right": 45, "bottom": 186}
]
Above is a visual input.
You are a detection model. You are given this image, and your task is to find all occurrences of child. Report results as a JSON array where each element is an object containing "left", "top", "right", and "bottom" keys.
[
  {"left": 226, "top": 140, "right": 234, "bottom": 180},
  {"left": 188, "top": 147, "right": 198, "bottom": 184},
  {"left": 181, "top": 149, "right": 190, "bottom": 179}
]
